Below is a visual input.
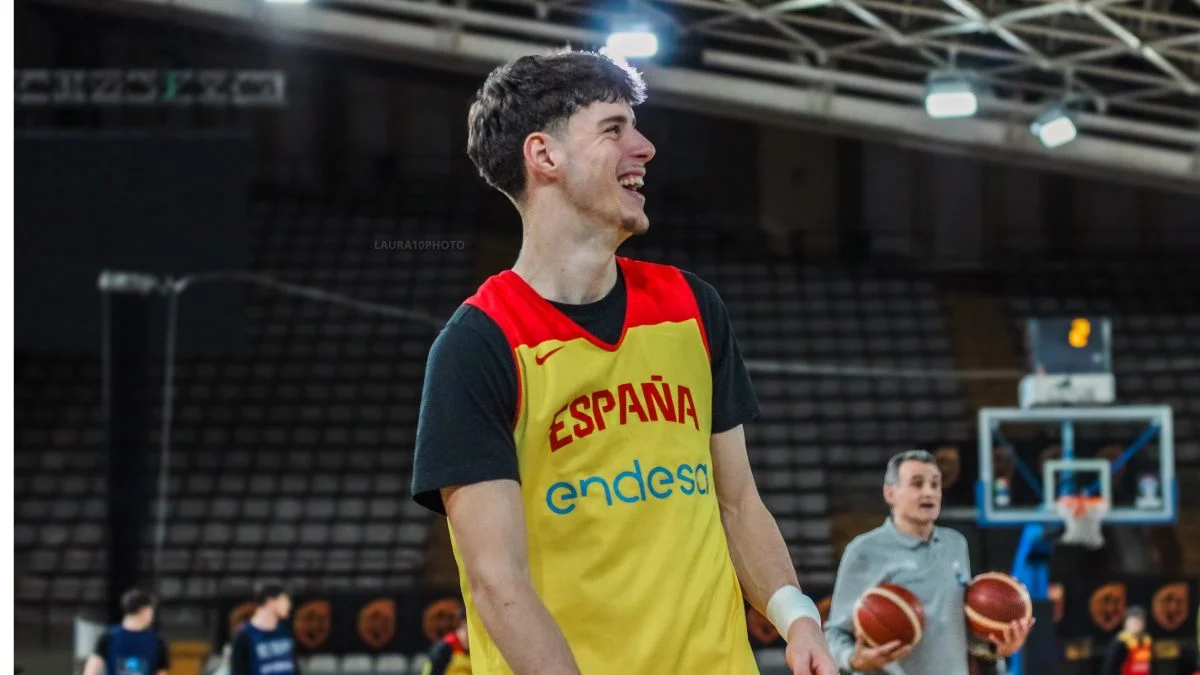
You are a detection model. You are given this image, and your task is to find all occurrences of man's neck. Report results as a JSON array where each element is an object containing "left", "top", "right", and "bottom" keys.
[
  {"left": 893, "top": 515, "right": 935, "bottom": 541},
  {"left": 251, "top": 610, "right": 278, "bottom": 631},
  {"left": 120, "top": 618, "right": 145, "bottom": 632},
  {"left": 512, "top": 198, "right": 626, "bottom": 305}
]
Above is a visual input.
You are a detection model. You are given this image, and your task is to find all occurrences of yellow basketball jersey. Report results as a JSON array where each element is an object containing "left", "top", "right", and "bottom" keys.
[{"left": 451, "top": 257, "right": 757, "bottom": 675}]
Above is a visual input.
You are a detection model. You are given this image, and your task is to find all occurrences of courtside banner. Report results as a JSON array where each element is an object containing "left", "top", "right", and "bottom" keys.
[
  {"left": 1054, "top": 576, "right": 1199, "bottom": 670},
  {"left": 1056, "top": 576, "right": 1197, "bottom": 642},
  {"left": 216, "top": 589, "right": 464, "bottom": 655}
]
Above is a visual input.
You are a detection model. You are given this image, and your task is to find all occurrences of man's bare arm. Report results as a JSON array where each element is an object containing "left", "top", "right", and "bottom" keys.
[
  {"left": 711, "top": 425, "right": 802, "bottom": 614},
  {"left": 443, "top": 479, "right": 580, "bottom": 675},
  {"left": 712, "top": 426, "right": 835, "bottom": 673}
]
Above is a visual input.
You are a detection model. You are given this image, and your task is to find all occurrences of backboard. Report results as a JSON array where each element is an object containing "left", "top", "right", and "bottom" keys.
[{"left": 977, "top": 405, "right": 1176, "bottom": 526}]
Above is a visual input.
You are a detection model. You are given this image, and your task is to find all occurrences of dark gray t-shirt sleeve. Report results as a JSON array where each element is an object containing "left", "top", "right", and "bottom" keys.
[
  {"left": 410, "top": 268, "right": 759, "bottom": 514},
  {"left": 680, "top": 270, "right": 760, "bottom": 433},
  {"left": 411, "top": 305, "right": 520, "bottom": 515}
]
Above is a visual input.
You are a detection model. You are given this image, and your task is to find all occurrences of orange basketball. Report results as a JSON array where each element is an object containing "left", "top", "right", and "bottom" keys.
[
  {"left": 854, "top": 583, "right": 926, "bottom": 647},
  {"left": 965, "top": 572, "right": 1033, "bottom": 640}
]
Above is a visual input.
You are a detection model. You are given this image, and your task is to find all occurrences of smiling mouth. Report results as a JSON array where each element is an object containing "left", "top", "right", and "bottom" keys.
[{"left": 618, "top": 175, "right": 644, "bottom": 193}]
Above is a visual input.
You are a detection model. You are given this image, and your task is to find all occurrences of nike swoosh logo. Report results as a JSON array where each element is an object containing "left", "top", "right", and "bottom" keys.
[{"left": 535, "top": 346, "right": 565, "bottom": 366}]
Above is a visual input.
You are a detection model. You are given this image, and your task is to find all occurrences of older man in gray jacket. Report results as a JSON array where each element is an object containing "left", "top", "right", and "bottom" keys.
[{"left": 824, "top": 450, "right": 1034, "bottom": 674}]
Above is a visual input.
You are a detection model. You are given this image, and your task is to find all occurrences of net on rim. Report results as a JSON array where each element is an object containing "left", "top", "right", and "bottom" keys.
[{"left": 1055, "top": 495, "right": 1108, "bottom": 549}]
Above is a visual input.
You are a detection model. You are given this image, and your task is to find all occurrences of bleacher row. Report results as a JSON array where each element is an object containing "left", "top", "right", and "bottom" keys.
[
  {"left": 152, "top": 198, "right": 473, "bottom": 611},
  {"left": 15, "top": 194, "right": 475, "bottom": 629},
  {"left": 222, "top": 650, "right": 811, "bottom": 675},
  {"left": 231, "top": 652, "right": 423, "bottom": 675},
  {"left": 15, "top": 353, "right": 107, "bottom": 625}
]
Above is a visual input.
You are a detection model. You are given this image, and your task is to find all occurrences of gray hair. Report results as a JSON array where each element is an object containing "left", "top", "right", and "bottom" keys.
[{"left": 884, "top": 450, "right": 938, "bottom": 485}]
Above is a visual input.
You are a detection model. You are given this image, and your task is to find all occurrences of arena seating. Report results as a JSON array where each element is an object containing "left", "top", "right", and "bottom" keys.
[
  {"left": 14, "top": 191, "right": 476, "bottom": 631},
  {"left": 301, "top": 652, "right": 416, "bottom": 674},
  {"left": 197, "top": 650, "right": 423, "bottom": 673},
  {"left": 147, "top": 195, "right": 472, "bottom": 619},
  {"left": 200, "top": 652, "right": 420, "bottom": 674},
  {"left": 14, "top": 354, "right": 107, "bottom": 625}
]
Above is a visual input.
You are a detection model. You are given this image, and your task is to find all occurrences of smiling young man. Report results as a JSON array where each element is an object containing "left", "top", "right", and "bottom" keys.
[
  {"left": 824, "top": 450, "right": 1034, "bottom": 674},
  {"left": 410, "top": 51, "right": 835, "bottom": 675}
]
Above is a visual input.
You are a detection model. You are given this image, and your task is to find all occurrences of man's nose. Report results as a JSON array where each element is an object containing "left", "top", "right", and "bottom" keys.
[{"left": 630, "top": 129, "right": 655, "bottom": 163}]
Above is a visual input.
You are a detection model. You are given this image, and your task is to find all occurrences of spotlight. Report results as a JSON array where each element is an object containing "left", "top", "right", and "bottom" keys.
[
  {"left": 604, "top": 28, "right": 658, "bottom": 59},
  {"left": 924, "top": 72, "right": 979, "bottom": 119},
  {"left": 1030, "top": 105, "right": 1078, "bottom": 148}
]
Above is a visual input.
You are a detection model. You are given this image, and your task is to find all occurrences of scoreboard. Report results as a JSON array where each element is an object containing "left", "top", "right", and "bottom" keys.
[
  {"left": 1027, "top": 316, "right": 1112, "bottom": 375},
  {"left": 1019, "top": 317, "right": 1115, "bottom": 407}
]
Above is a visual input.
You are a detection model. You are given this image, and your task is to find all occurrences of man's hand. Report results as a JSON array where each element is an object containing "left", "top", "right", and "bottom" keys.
[
  {"left": 848, "top": 636, "right": 914, "bottom": 671},
  {"left": 784, "top": 618, "right": 838, "bottom": 675},
  {"left": 989, "top": 617, "right": 1035, "bottom": 658}
]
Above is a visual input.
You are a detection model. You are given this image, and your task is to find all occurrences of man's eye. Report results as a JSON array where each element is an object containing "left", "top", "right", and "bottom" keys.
[{"left": 607, "top": 126, "right": 620, "bottom": 134}]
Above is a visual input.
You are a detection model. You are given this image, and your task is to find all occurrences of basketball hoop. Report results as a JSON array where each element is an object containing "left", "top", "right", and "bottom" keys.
[{"left": 1055, "top": 496, "right": 1108, "bottom": 549}]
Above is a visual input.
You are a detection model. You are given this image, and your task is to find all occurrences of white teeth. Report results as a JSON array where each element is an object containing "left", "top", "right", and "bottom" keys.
[{"left": 619, "top": 175, "right": 644, "bottom": 190}]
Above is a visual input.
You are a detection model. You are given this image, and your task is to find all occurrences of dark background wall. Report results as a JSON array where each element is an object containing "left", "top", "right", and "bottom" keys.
[{"left": 15, "top": 130, "right": 249, "bottom": 353}]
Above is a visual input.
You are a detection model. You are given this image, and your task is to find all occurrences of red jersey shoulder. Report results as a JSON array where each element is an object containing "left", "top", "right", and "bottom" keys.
[
  {"left": 462, "top": 270, "right": 555, "bottom": 348},
  {"left": 618, "top": 257, "right": 694, "bottom": 315},
  {"left": 463, "top": 272, "right": 524, "bottom": 331},
  {"left": 618, "top": 258, "right": 709, "bottom": 357}
]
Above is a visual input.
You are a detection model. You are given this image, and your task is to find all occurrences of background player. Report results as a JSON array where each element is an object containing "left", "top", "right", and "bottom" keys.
[
  {"left": 81, "top": 589, "right": 169, "bottom": 675},
  {"left": 422, "top": 605, "right": 471, "bottom": 675},
  {"left": 412, "top": 50, "right": 835, "bottom": 674},
  {"left": 228, "top": 582, "right": 297, "bottom": 675},
  {"left": 1099, "top": 606, "right": 1156, "bottom": 675},
  {"left": 824, "top": 450, "right": 1034, "bottom": 674}
]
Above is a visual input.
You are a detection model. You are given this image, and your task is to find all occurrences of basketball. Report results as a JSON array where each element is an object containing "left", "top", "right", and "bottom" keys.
[
  {"left": 853, "top": 583, "right": 926, "bottom": 647},
  {"left": 965, "top": 572, "right": 1033, "bottom": 640}
]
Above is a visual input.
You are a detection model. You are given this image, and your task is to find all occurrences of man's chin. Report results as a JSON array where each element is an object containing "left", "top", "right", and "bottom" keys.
[{"left": 621, "top": 214, "right": 650, "bottom": 235}]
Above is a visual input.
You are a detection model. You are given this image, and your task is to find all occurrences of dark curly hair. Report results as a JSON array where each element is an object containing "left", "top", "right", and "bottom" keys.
[{"left": 466, "top": 50, "right": 648, "bottom": 202}]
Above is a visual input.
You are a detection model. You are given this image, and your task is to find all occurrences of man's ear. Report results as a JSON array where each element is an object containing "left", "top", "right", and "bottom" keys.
[
  {"left": 883, "top": 484, "right": 895, "bottom": 508},
  {"left": 523, "top": 131, "right": 564, "bottom": 184}
]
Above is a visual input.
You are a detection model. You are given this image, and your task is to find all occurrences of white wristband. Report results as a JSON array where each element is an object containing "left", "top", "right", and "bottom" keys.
[{"left": 766, "top": 585, "right": 822, "bottom": 639}]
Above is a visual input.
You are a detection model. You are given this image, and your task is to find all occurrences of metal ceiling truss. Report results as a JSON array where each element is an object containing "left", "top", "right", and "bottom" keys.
[{"left": 33, "top": 0, "right": 1200, "bottom": 190}]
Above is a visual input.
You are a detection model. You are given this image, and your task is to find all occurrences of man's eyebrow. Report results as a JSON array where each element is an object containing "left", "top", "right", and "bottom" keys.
[{"left": 597, "top": 113, "right": 635, "bottom": 128}]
